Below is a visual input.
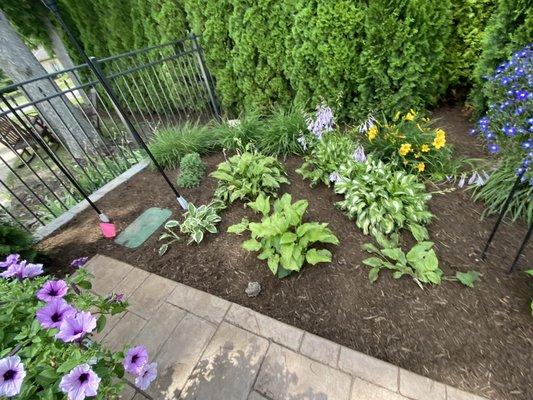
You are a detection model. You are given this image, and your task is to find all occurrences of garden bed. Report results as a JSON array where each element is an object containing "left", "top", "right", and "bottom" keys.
[{"left": 39, "top": 106, "right": 532, "bottom": 400}]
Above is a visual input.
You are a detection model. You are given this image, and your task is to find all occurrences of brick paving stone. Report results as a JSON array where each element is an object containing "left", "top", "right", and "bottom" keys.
[
  {"left": 248, "top": 391, "right": 269, "bottom": 400},
  {"left": 85, "top": 255, "right": 133, "bottom": 296},
  {"left": 399, "top": 368, "right": 446, "bottom": 400},
  {"left": 133, "top": 302, "right": 186, "bottom": 357},
  {"left": 167, "top": 282, "right": 231, "bottom": 324},
  {"left": 299, "top": 333, "right": 340, "bottom": 368},
  {"left": 127, "top": 274, "right": 176, "bottom": 319},
  {"left": 148, "top": 313, "right": 215, "bottom": 399},
  {"left": 102, "top": 311, "right": 147, "bottom": 352},
  {"left": 447, "top": 386, "right": 488, "bottom": 400},
  {"left": 119, "top": 384, "right": 137, "bottom": 400},
  {"left": 180, "top": 322, "right": 269, "bottom": 400},
  {"left": 92, "top": 311, "right": 125, "bottom": 342},
  {"left": 225, "top": 304, "right": 303, "bottom": 351},
  {"left": 255, "top": 343, "right": 351, "bottom": 400},
  {"left": 338, "top": 347, "right": 399, "bottom": 392},
  {"left": 351, "top": 377, "right": 408, "bottom": 400},
  {"left": 113, "top": 268, "right": 150, "bottom": 300}
]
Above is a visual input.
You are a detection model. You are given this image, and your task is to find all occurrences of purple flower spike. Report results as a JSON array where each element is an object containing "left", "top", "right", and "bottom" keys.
[
  {"left": 135, "top": 362, "right": 157, "bottom": 390},
  {"left": 124, "top": 346, "right": 149, "bottom": 375},
  {"left": 56, "top": 311, "right": 97, "bottom": 343},
  {"left": 0, "top": 356, "right": 26, "bottom": 398},
  {"left": 352, "top": 145, "right": 367, "bottom": 163},
  {"left": 37, "top": 280, "right": 69, "bottom": 302},
  {"left": 0, "top": 254, "right": 20, "bottom": 269},
  {"left": 0, "top": 261, "right": 43, "bottom": 280},
  {"left": 59, "top": 364, "right": 101, "bottom": 400},
  {"left": 36, "top": 298, "right": 76, "bottom": 330},
  {"left": 70, "top": 257, "right": 89, "bottom": 269}
]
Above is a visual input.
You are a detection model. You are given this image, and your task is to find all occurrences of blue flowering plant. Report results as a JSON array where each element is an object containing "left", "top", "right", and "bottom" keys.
[
  {"left": 473, "top": 44, "right": 533, "bottom": 186},
  {"left": 0, "top": 254, "right": 157, "bottom": 399}
]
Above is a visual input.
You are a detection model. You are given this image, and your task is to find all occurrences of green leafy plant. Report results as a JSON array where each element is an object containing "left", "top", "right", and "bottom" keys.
[
  {"left": 296, "top": 133, "right": 355, "bottom": 186},
  {"left": 211, "top": 146, "right": 288, "bottom": 204},
  {"left": 158, "top": 220, "right": 180, "bottom": 256},
  {"left": 176, "top": 152, "right": 205, "bottom": 188},
  {"left": 228, "top": 193, "right": 339, "bottom": 278},
  {"left": 334, "top": 158, "right": 433, "bottom": 241},
  {"left": 0, "top": 220, "right": 35, "bottom": 260},
  {"left": 526, "top": 269, "right": 533, "bottom": 315},
  {"left": 362, "top": 233, "right": 442, "bottom": 287},
  {"left": 455, "top": 270, "right": 480, "bottom": 288}
]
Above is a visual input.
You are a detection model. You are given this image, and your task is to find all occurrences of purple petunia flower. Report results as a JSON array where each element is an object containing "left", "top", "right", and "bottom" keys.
[
  {"left": 37, "top": 280, "right": 69, "bottom": 302},
  {"left": 0, "top": 356, "right": 26, "bottom": 398},
  {"left": 123, "top": 346, "right": 149, "bottom": 375},
  {"left": 0, "top": 254, "right": 20, "bottom": 269},
  {"left": 36, "top": 298, "right": 76, "bottom": 330},
  {"left": 106, "top": 292, "right": 125, "bottom": 303},
  {"left": 56, "top": 311, "right": 97, "bottom": 343},
  {"left": 59, "top": 364, "right": 101, "bottom": 400},
  {"left": 134, "top": 362, "right": 157, "bottom": 390},
  {"left": 0, "top": 261, "right": 43, "bottom": 280},
  {"left": 70, "top": 257, "right": 89, "bottom": 269},
  {"left": 487, "top": 143, "right": 500, "bottom": 154}
]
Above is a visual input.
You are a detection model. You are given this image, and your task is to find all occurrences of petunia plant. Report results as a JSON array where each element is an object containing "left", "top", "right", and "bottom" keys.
[{"left": 0, "top": 254, "right": 157, "bottom": 399}]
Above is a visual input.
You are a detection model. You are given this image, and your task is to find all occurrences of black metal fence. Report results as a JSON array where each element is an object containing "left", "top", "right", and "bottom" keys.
[{"left": 0, "top": 36, "right": 219, "bottom": 231}]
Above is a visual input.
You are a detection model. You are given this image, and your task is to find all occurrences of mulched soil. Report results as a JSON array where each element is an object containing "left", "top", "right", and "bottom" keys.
[{"left": 39, "top": 105, "right": 533, "bottom": 400}]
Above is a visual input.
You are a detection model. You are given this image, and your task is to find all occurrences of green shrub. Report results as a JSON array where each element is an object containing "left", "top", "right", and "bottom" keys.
[
  {"left": 149, "top": 123, "right": 219, "bottom": 169},
  {"left": 334, "top": 158, "right": 433, "bottom": 241},
  {"left": 296, "top": 133, "right": 355, "bottom": 187},
  {"left": 211, "top": 146, "right": 288, "bottom": 204},
  {"left": 228, "top": 193, "right": 339, "bottom": 278},
  {"left": 0, "top": 220, "right": 36, "bottom": 261},
  {"left": 256, "top": 106, "right": 307, "bottom": 157},
  {"left": 177, "top": 152, "right": 205, "bottom": 188},
  {"left": 212, "top": 114, "right": 264, "bottom": 151}
]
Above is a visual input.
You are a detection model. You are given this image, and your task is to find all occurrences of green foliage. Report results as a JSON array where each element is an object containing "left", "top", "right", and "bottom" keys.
[
  {"left": 296, "top": 133, "right": 355, "bottom": 187},
  {"left": 180, "top": 202, "right": 223, "bottom": 244},
  {"left": 211, "top": 146, "right": 288, "bottom": 204},
  {"left": 176, "top": 152, "right": 205, "bottom": 188},
  {"left": 0, "top": 267, "right": 129, "bottom": 399},
  {"left": 228, "top": 193, "right": 339, "bottom": 278},
  {"left": 472, "top": 156, "right": 533, "bottom": 224},
  {"left": 526, "top": 269, "right": 533, "bottom": 315},
  {"left": 334, "top": 158, "right": 433, "bottom": 241},
  {"left": 456, "top": 270, "right": 480, "bottom": 288},
  {"left": 362, "top": 233, "right": 442, "bottom": 287},
  {"left": 0, "top": 220, "right": 35, "bottom": 260},
  {"left": 212, "top": 114, "right": 264, "bottom": 151},
  {"left": 158, "top": 220, "right": 179, "bottom": 256},
  {"left": 471, "top": 0, "right": 533, "bottom": 113},
  {"left": 149, "top": 123, "right": 219, "bottom": 169},
  {"left": 2, "top": 0, "right": 51, "bottom": 50}
]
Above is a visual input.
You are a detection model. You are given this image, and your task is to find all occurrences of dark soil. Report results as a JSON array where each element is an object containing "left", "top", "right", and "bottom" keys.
[{"left": 39, "top": 105, "right": 533, "bottom": 400}]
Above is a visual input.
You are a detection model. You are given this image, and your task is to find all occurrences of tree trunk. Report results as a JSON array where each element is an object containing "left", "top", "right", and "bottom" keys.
[{"left": 0, "top": 10, "right": 99, "bottom": 159}]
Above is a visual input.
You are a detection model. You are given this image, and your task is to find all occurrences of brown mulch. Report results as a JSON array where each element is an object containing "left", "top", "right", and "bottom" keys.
[{"left": 39, "top": 105, "right": 533, "bottom": 400}]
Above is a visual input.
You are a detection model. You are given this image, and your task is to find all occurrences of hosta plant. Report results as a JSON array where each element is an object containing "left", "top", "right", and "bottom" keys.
[
  {"left": 334, "top": 158, "right": 433, "bottom": 241},
  {"left": 176, "top": 152, "right": 204, "bottom": 188},
  {"left": 228, "top": 193, "right": 339, "bottom": 278},
  {"left": 362, "top": 233, "right": 443, "bottom": 287},
  {"left": 296, "top": 133, "right": 355, "bottom": 187},
  {"left": 211, "top": 145, "right": 288, "bottom": 204}
]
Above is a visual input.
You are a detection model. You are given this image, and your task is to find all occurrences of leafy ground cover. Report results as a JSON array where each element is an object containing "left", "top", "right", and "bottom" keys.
[{"left": 38, "top": 106, "right": 532, "bottom": 400}]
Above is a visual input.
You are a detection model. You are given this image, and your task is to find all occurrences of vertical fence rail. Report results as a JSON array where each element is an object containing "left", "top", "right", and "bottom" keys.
[{"left": 0, "top": 37, "right": 219, "bottom": 231}]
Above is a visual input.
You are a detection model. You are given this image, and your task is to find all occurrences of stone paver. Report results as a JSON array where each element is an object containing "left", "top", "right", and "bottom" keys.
[
  {"left": 127, "top": 274, "right": 176, "bottom": 319},
  {"left": 225, "top": 304, "right": 303, "bottom": 351},
  {"left": 86, "top": 255, "right": 133, "bottom": 296},
  {"left": 180, "top": 322, "right": 269, "bottom": 400},
  {"left": 102, "top": 311, "right": 147, "bottom": 351},
  {"left": 119, "top": 384, "right": 137, "bottom": 400},
  {"left": 338, "top": 347, "right": 399, "bottom": 392},
  {"left": 167, "top": 282, "right": 231, "bottom": 324},
  {"left": 299, "top": 332, "right": 340, "bottom": 368},
  {"left": 399, "top": 368, "right": 446, "bottom": 400},
  {"left": 148, "top": 313, "right": 215, "bottom": 399},
  {"left": 255, "top": 343, "right": 352, "bottom": 400},
  {"left": 132, "top": 302, "right": 186, "bottom": 357},
  {"left": 351, "top": 377, "right": 408, "bottom": 400},
  {"left": 87, "top": 256, "right": 487, "bottom": 400}
]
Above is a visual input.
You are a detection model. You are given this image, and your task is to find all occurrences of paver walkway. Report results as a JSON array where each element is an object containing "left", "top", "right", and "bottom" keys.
[{"left": 85, "top": 255, "right": 486, "bottom": 400}]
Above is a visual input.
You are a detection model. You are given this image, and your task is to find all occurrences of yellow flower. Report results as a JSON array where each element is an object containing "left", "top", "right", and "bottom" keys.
[
  {"left": 404, "top": 109, "right": 416, "bottom": 121},
  {"left": 399, "top": 143, "right": 412, "bottom": 156},
  {"left": 435, "top": 128, "right": 446, "bottom": 138},
  {"left": 414, "top": 152, "right": 420, "bottom": 159},
  {"left": 421, "top": 144, "right": 430, "bottom": 152},
  {"left": 367, "top": 125, "right": 378, "bottom": 141},
  {"left": 394, "top": 111, "right": 401, "bottom": 121},
  {"left": 417, "top": 162, "right": 426, "bottom": 172}
]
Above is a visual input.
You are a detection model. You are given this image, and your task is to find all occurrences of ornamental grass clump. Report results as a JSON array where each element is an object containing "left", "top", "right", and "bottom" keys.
[
  {"left": 334, "top": 157, "right": 433, "bottom": 242},
  {"left": 360, "top": 110, "right": 455, "bottom": 180},
  {"left": 0, "top": 254, "right": 157, "bottom": 399},
  {"left": 176, "top": 152, "right": 205, "bottom": 188}
]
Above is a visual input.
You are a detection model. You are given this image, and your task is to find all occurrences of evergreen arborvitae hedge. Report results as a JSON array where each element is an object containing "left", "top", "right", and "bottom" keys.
[{"left": 471, "top": 0, "right": 533, "bottom": 113}]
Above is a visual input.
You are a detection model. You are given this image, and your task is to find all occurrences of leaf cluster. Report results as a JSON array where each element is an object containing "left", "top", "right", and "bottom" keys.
[{"left": 176, "top": 152, "right": 205, "bottom": 188}]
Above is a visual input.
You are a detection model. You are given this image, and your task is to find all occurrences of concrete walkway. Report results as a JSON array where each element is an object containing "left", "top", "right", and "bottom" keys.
[{"left": 85, "top": 255, "right": 485, "bottom": 400}]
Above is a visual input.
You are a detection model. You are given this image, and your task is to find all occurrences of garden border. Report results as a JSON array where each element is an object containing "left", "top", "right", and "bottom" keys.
[{"left": 34, "top": 158, "right": 150, "bottom": 241}]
